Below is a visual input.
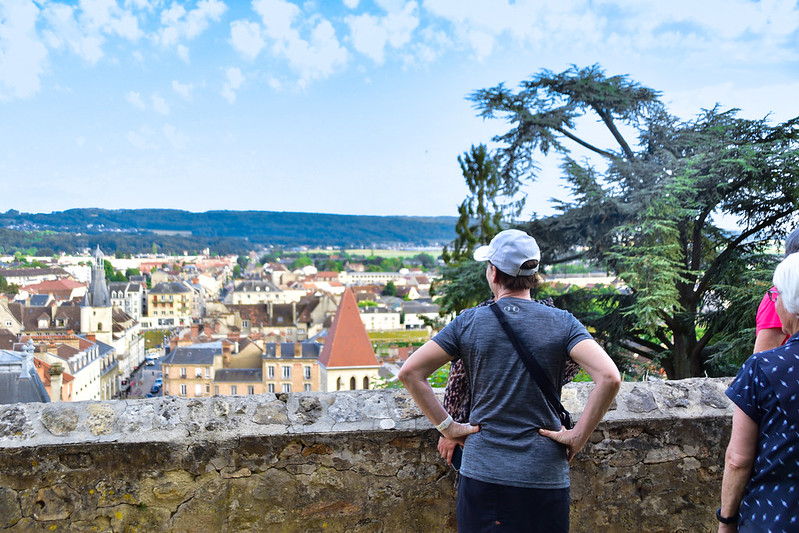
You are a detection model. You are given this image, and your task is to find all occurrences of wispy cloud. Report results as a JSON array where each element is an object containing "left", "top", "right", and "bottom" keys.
[
  {"left": 0, "top": 0, "right": 48, "bottom": 100},
  {"left": 172, "top": 80, "right": 194, "bottom": 101},
  {"left": 151, "top": 93, "right": 170, "bottom": 114},
  {"left": 230, "top": 19, "right": 266, "bottom": 60},
  {"left": 345, "top": 1, "right": 419, "bottom": 64},
  {"left": 252, "top": 0, "right": 348, "bottom": 87},
  {"left": 221, "top": 67, "right": 245, "bottom": 103},
  {"left": 156, "top": 0, "right": 227, "bottom": 56},
  {"left": 126, "top": 90, "right": 146, "bottom": 110}
]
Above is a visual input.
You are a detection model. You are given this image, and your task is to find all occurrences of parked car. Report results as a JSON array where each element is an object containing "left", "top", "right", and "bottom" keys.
[
  {"left": 145, "top": 360, "right": 156, "bottom": 366},
  {"left": 154, "top": 377, "right": 163, "bottom": 387},
  {"left": 150, "top": 384, "right": 161, "bottom": 394}
]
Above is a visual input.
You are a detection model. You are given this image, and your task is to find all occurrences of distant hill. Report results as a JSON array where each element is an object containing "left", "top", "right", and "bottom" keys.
[{"left": 0, "top": 209, "right": 457, "bottom": 255}]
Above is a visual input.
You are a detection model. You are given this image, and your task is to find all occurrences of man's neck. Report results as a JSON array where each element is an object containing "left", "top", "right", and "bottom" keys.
[{"left": 493, "top": 288, "right": 531, "bottom": 301}]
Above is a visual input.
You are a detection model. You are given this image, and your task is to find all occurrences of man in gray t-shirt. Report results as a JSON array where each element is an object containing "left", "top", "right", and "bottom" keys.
[
  {"left": 433, "top": 298, "right": 592, "bottom": 489},
  {"left": 399, "top": 230, "right": 621, "bottom": 532}
]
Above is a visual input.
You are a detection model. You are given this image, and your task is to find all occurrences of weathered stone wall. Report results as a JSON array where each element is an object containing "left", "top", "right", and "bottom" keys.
[{"left": 0, "top": 378, "right": 734, "bottom": 532}]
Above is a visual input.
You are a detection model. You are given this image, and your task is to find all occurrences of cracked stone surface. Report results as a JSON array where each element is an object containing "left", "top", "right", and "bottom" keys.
[{"left": 0, "top": 380, "right": 734, "bottom": 532}]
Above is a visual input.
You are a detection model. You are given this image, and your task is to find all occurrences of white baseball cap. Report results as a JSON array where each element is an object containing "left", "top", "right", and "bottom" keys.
[{"left": 473, "top": 229, "right": 541, "bottom": 276}]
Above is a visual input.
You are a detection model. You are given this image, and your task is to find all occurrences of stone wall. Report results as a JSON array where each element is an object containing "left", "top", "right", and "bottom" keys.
[{"left": 0, "top": 378, "right": 734, "bottom": 532}]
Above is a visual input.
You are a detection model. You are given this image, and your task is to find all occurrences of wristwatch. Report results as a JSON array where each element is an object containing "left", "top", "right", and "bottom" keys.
[{"left": 716, "top": 508, "right": 738, "bottom": 525}]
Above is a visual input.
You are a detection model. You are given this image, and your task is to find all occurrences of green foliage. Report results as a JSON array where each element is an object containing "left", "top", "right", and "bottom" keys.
[
  {"left": 413, "top": 252, "right": 436, "bottom": 269},
  {"left": 358, "top": 300, "right": 378, "bottom": 307},
  {"left": 382, "top": 280, "right": 397, "bottom": 296},
  {"left": 0, "top": 274, "right": 19, "bottom": 294},
  {"left": 436, "top": 144, "right": 519, "bottom": 315},
  {"left": 291, "top": 255, "right": 312, "bottom": 269},
  {"left": 433, "top": 260, "right": 491, "bottom": 316},
  {"left": 103, "top": 259, "right": 115, "bottom": 280},
  {"left": 125, "top": 268, "right": 141, "bottom": 278},
  {"left": 232, "top": 265, "right": 242, "bottom": 278},
  {"left": 470, "top": 63, "right": 799, "bottom": 378},
  {"left": 374, "top": 363, "right": 450, "bottom": 390},
  {"left": 0, "top": 209, "right": 457, "bottom": 253}
]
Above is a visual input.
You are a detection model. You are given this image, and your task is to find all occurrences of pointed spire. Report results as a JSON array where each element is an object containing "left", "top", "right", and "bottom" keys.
[{"left": 318, "top": 287, "right": 379, "bottom": 368}]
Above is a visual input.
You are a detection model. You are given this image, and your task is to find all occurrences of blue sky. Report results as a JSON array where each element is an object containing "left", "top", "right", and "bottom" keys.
[{"left": 1, "top": 0, "right": 797, "bottom": 219}]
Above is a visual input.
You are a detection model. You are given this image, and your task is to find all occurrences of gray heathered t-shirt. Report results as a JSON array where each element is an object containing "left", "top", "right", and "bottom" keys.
[{"left": 433, "top": 297, "right": 592, "bottom": 489}]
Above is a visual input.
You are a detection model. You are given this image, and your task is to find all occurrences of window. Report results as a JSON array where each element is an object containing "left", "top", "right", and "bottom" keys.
[
  {"left": 230, "top": 385, "right": 238, "bottom": 395},
  {"left": 180, "top": 384, "right": 187, "bottom": 396},
  {"left": 304, "top": 384, "right": 311, "bottom": 392},
  {"left": 206, "top": 384, "right": 211, "bottom": 394},
  {"left": 195, "top": 384, "right": 202, "bottom": 396},
  {"left": 247, "top": 386, "right": 255, "bottom": 395},
  {"left": 350, "top": 377, "right": 356, "bottom": 390},
  {"left": 5, "top": 321, "right": 11, "bottom": 327},
  {"left": 205, "top": 368, "right": 210, "bottom": 379},
  {"left": 180, "top": 367, "right": 187, "bottom": 378},
  {"left": 282, "top": 366, "right": 291, "bottom": 379},
  {"left": 297, "top": 328, "right": 305, "bottom": 334},
  {"left": 195, "top": 369, "right": 203, "bottom": 378},
  {"left": 363, "top": 377, "right": 369, "bottom": 389},
  {"left": 268, "top": 383, "right": 275, "bottom": 393},
  {"left": 282, "top": 384, "right": 291, "bottom": 393},
  {"left": 268, "top": 366, "right": 275, "bottom": 379},
  {"left": 304, "top": 366, "right": 311, "bottom": 380},
  {"left": 336, "top": 377, "right": 342, "bottom": 391},
  {"left": 214, "top": 386, "right": 219, "bottom": 395}
]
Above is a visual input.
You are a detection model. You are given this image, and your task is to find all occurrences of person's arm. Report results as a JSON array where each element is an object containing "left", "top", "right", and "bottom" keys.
[
  {"left": 753, "top": 327, "right": 785, "bottom": 353},
  {"left": 398, "top": 340, "right": 480, "bottom": 443},
  {"left": 538, "top": 339, "right": 621, "bottom": 462},
  {"left": 718, "top": 406, "right": 758, "bottom": 532}
]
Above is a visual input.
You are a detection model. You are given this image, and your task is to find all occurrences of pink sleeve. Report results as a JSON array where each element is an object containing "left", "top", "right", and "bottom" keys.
[{"left": 755, "top": 289, "right": 782, "bottom": 334}]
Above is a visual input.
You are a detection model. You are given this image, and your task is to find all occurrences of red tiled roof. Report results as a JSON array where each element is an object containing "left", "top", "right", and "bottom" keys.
[
  {"left": 21, "top": 279, "right": 85, "bottom": 294},
  {"left": 318, "top": 287, "right": 378, "bottom": 369}
]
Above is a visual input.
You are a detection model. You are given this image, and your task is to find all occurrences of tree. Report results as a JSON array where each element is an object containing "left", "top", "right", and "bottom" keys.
[
  {"left": 413, "top": 252, "right": 436, "bottom": 269},
  {"left": 382, "top": 281, "right": 397, "bottom": 296},
  {"left": 435, "top": 144, "right": 519, "bottom": 315},
  {"left": 0, "top": 274, "right": 19, "bottom": 294},
  {"left": 468, "top": 64, "right": 799, "bottom": 379}
]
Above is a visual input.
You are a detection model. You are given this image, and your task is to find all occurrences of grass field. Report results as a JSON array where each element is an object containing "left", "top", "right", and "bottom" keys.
[
  {"left": 368, "top": 330, "right": 430, "bottom": 342},
  {"left": 305, "top": 248, "right": 442, "bottom": 259}
]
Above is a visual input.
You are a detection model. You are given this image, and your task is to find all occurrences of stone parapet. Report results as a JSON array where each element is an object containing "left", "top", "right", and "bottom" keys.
[{"left": 0, "top": 378, "right": 734, "bottom": 532}]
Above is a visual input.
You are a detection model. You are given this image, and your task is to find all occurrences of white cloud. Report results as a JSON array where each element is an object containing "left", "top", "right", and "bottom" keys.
[
  {"left": 151, "top": 93, "right": 170, "bottom": 114},
  {"left": 79, "top": 0, "right": 143, "bottom": 41},
  {"left": 172, "top": 80, "right": 193, "bottom": 101},
  {"left": 156, "top": 0, "right": 227, "bottom": 54},
  {"left": 221, "top": 67, "right": 245, "bottom": 103},
  {"left": 126, "top": 91, "right": 146, "bottom": 109},
  {"left": 41, "top": 3, "right": 104, "bottom": 64},
  {"left": 346, "top": 1, "right": 419, "bottom": 64},
  {"left": 230, "top": 19, "right": 266, "bottom": 60},
  {"left": 40, "top": 0, "right": 144, "bottom": 66},
  {"left": 126, "top": 126, "right": 158, "bottom": 150},
  {"left": 343, "top": 0, "right": 359, "bottom": 7},
  {"left": 253, "top": 0, "right": 348, "bottom": 86},
  {"left": 0, "top": 0, "right": 48, "bottom": 100}
]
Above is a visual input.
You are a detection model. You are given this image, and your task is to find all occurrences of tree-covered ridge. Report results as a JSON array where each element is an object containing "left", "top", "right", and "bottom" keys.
[{"left": 0, "top": 209, "right": 458, "bottom": 253}]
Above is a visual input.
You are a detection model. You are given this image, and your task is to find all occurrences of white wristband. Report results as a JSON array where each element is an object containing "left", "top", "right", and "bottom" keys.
[{"left": 435, "top": 414, "right": 453, "bottom": 433}]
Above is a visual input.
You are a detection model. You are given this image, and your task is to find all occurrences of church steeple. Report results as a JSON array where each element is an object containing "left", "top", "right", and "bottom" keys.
[{"left": 84, "top": 245, "right": 111, "bottom": 308}]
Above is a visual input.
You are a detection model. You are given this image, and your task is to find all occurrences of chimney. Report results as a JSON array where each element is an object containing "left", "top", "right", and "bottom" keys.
[
  {"left": 49, "top": 363, "right": 63, "bottom": 402},
  {"left": 85, "top": 334, "right": 96, "bottom": 343},
  {"left": 190, "top": 324, "right": 199, "bottom": 338},
  {"left": 294, "top": 342, "right": 302, "bottom": 358}
]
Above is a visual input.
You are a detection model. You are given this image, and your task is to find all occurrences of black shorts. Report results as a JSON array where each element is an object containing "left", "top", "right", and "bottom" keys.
[{"left": 456, "top": 475, "right": 569, "bottom": 533}]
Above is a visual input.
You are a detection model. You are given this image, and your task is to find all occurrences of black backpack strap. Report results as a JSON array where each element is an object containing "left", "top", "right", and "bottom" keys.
[{"left": 489, "top": 301, "right": 572, "bottom": 428}]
